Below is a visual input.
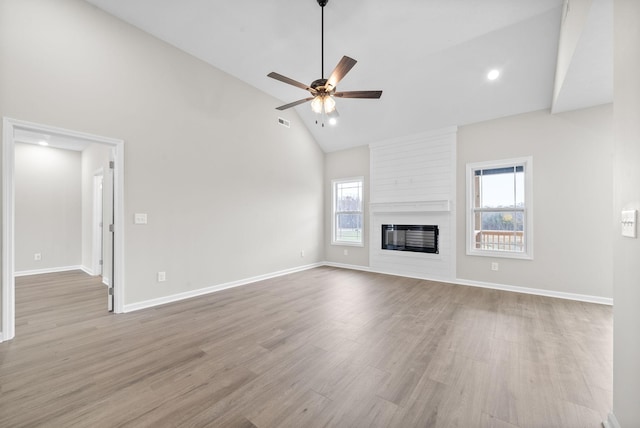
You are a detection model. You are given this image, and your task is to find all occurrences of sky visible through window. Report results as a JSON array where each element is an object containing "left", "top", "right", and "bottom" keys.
[{"left": 480, "top": 169, "right": 524, "bottom": 208}]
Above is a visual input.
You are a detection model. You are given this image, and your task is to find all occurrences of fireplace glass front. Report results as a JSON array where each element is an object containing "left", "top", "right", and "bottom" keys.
[{"left": 381, "top": 224, "right": 439, "bottom": 254}]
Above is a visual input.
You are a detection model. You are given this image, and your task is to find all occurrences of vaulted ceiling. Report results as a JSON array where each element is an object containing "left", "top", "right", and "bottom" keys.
[{"left": 84, "top": 0, "right": 612, "bottom": 152}]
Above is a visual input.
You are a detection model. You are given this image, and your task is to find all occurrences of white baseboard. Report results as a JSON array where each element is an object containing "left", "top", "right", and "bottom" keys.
[
  {"left": 102, "top": 276, "right": 110, "bottom": 286},
  {"left": 14, "top": 265, "right": 86, "bottom": 277},
  {"left": 123, "top": 262, "right": 324, "bottom": 313},
  {"left": 80, "top": 265, "right": 94, "bottom": 276},
  {"left": 602, "top": 412, "right": 621, "bottom": 428},
  {"left": 120, "top": 259, "right": 611, "bottom": 314},
  {"left": 0, "top": 331, "right": 4, "bottom": 343},
  {"left": 455, "top": 278, "right": 613, "bottom": 305},
  {"left": 324, "top": 262, "right": 454, "bottom": 283},
  {"left": 324, "top": 262, "right": 613, "bottom": 306},
  {"left": 323, "top": 262, "right": 372, "bottom": 272}
]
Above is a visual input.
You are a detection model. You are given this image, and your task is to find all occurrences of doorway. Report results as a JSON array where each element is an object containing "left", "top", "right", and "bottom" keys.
[
  {"left": 2, "top": 118, "right": 125, "bottom": 342},
  {"left": 92, "top": 173, "right": 104, "bottom": 277}
]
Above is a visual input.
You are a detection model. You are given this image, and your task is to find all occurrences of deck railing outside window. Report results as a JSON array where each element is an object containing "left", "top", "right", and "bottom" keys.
[{"left": 475, "top": 230, "right": 525, "bottom": 252}]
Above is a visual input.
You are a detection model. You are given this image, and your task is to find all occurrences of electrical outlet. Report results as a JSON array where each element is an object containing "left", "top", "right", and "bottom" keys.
[
  {"left": 491, "top": 262, "right": 499, "bottom": 271},
  {"left": 343, "top": 249, "right": 349, "bottom": 256},
  {"left": 621, "top": 210, "right": 637, "bottom": 238},
  {"left": 157, "top": 271, "right": 166, "bottom": 282},
  {"left": 300, "top": 250, "right": 305, "bottom": 258},
  {"left": 34, "top": 253, "right": 41, "bottom": 261}
]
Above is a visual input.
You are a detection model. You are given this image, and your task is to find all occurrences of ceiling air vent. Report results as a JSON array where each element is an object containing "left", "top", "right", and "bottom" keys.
[{"left": 278, "top": 117, "right": 290, "bottom": 128}]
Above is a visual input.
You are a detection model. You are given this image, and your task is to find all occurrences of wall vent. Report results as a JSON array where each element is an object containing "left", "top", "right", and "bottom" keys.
[{"left": 278, "top": 117, "right": 290, "bottom": 128}]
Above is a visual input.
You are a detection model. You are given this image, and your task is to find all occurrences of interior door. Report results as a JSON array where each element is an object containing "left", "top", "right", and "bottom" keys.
[
  {"left": 93, "top": 174, "right": 104, "bottom": 276},
  {"left": 103, "top": 154, "right": 115, "bottom": 312}
]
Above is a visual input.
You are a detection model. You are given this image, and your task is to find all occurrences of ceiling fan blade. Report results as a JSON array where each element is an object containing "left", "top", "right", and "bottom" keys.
[
  {"left": 334, "top": 90, "right": 383, "bottom": 99},
  {"left": 275, "top": 97, "right": 314, "bottom": 110},
  {"left": 268, "top": 72, "right": 314, "bottom": 92},
  {"left": 327, "top": 56, "right": 357, "bottom": 88}
]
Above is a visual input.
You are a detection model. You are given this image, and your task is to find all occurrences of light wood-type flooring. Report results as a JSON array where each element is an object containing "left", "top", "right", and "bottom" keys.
[{"left": 0, "top": 267, "right": 612, "bottom": 427}]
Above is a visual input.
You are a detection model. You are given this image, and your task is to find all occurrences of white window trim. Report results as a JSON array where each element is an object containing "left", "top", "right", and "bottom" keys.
[
  {"left": 331, "top": 176, "right": 365, "bottom": 247},
  {"left": 466, "top": 156, "right": 533, "bottom": 260}
]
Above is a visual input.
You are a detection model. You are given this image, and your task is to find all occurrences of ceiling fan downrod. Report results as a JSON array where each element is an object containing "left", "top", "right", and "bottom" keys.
[{"left": 318, "top": 0, "right": 328, "bottom": 79}]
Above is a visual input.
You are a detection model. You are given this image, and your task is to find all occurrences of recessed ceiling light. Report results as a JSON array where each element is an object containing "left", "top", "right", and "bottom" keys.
[
  {"left": 487, "top": 69, "right": 500, "bottom": 81},
  {"left": 38, "top": 141, "right": 49, "bottom": 146},
  {"left": 329, "top": 117, "right": 337, "bottom": 126}
]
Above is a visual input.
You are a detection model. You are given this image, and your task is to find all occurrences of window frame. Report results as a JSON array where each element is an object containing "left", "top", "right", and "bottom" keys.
[
  {"left": 466, "top": 157, "right": 533, "bottom": 260},
  {"left": 331, "top": 176, "right": 365, "bottom": 247}
]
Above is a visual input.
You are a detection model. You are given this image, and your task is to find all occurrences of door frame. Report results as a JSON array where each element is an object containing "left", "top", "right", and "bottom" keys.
[{"left": 2, "top": 117, "right": 125, "bottom": 342}]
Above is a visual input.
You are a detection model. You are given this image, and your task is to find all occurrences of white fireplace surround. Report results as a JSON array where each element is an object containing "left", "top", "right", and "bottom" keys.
[
  {"left": 369, "top": 127, "right": 457, "bottom": 281},
  {"left": 370, "top": 206, "right": 454, "bottom": 281},
  {"left": 370, "top": 200, "right": 451, "bottom": 214}
]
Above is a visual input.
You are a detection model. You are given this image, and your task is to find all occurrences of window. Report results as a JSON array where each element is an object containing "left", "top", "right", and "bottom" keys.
[
  {"left": 466, "top": 157, "right": 533, "bottom": 259},
  {"left": 332, "top": 177, "right": 364, "bottom": 246}
]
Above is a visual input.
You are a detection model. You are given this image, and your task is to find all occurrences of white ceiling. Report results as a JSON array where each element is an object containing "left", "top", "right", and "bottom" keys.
[{"left": 84, "top": 0, "right": 612, "bottom": 152}]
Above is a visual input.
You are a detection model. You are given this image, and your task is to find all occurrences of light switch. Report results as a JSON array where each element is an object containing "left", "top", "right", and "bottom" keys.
[
  {"left": 621, "top": 210, "right": 637, "bottom": 238},
  {"left": 134, "top": 213, "right": 148, "bottom": 225}
]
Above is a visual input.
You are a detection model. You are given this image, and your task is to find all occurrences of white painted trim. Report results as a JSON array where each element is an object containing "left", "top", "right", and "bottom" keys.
[
  {"left": 15, "top": 265, "right": 87, "bottom": 277},
  {"left": 2, "top": 118, "right": 16, "bottom": 342},
  {"left": 327, "top": 261, "right": 459, "bottom": 284},
  {"left": 2, "top": 117, "right": 126, "bottom": 342},
  {"left": 123, "top": 263, "right": 324, "bottom": 313},
  {"left": 331, "top": 176, "right": 365, "bottom": 247},
  {"left": 80, "top": 265, "right": 94, "bottom": 276},
  {"left": 323, "top": 262, "right": 372, "bottom": 272},
  {"left": 466, "top": 156, "right": 534, "bottom": 260},
  {"left": 102, "top": 276, "right": 110, "bottom": 286},
  {"left": 323, "top": 263, "right": 613, "bottom": 305},
  {"left": 455, "top": 277, "right": 612, "bottom": 305},
  {"left": 0, "top": 331, "right": 4, "bottom": 343},
  {"left": 602, "top": 413, "right": 621, "bottom": 428}
]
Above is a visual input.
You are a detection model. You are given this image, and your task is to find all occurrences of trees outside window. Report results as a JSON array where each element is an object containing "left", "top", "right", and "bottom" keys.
[{"left": 332, "top": 178, "right": 364, "bottom": 246}]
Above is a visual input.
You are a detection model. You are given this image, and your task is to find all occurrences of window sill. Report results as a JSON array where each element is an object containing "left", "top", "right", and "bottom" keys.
[
  {"left": 331, "top": 241, "right": 364, "bottom": 248},
  {"left": 466, "top": 249, "right": 533, "bottom": 260}
]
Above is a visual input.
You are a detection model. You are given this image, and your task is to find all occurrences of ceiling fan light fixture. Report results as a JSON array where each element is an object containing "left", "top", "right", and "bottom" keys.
[
  {"left": 311, "top": 96, "right": 324, "bottom": 113},
  {"left": 323, "top": 95, "right": 336, "bottom": 113},
  {"left": 310, "top": 94, "right": 336, "bottom": 114},
  {"left": 267, "top": 0, "right": 382, "bottom": 120}
]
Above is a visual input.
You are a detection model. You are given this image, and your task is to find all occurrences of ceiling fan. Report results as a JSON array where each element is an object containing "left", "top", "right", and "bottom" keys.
[{"left": 267, "top": 0, "right": 382, "bottom": 126}]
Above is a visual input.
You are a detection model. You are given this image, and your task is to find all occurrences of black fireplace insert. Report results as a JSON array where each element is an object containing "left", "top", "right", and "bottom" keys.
[{"left": 381, "top": 224, "right": 439, "bottom": 254}]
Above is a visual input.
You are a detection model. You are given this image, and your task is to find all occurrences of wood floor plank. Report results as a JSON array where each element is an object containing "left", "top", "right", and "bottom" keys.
[{"left": 0, "top": 267, "right": 612, "bottom": 427}]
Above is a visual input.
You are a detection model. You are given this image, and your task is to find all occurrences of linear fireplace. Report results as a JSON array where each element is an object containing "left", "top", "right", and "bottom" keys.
[{"left": 381, "top": 224, "right": 439, "bottom": 254}]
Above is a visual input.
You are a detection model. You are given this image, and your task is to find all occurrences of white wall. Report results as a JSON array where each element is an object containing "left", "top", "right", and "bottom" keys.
[
  {"left": 457, "top": 106, "right": 613, "bottom": 300},
  {"left": 612, "top": 0, "right": 640, "bottom": 425},
  {"left": 324, "top": 146, "right": 370, "bottom": 267},
  {"left": 14, "top": 143, "right": 82, "bottom": 272},
  {"left": 0, "top": 0, "right": 324, "bottom": 309}
]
